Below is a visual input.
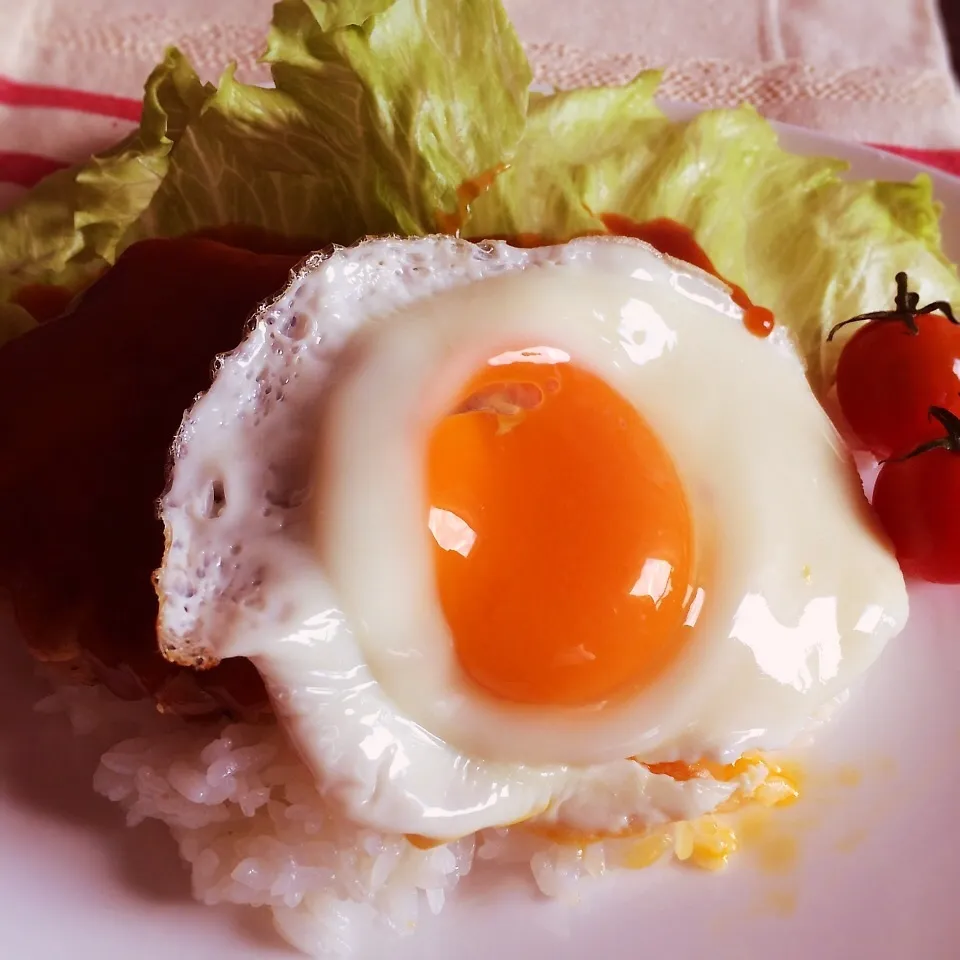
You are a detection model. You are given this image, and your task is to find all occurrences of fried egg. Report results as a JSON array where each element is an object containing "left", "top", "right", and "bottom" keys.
[{"left": 156, "top": 235, "right": 907, "bottom": 840}]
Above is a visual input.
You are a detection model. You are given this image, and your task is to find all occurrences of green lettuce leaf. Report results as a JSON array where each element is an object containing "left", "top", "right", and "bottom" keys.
[
  {"left": 465, "top": 86, "right": 960, "bottom": 388},
  {"left": 299, "top": 0, "right": 396, "bottom": 31},
  {"left": 0, "top": 0, "right": 530, "bottom": 282},
  {"left": 0, "top": 0, "right": 957, "bottom": 390},
  {"left": 127, "top": 0, "right": 529, "bottom": 243},
  {"left": 0, "top": 49, "right": 209, "bottom": 301}
]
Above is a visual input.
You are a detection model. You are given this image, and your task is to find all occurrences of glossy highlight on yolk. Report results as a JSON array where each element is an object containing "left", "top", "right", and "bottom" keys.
[{"left": 426, "top": 348, "right": 695, "bottom": 707}]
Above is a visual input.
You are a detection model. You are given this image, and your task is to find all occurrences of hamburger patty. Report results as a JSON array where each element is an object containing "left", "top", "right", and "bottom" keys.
[{"left": 0, "top": 236, "right": 312, "bottom": 719}]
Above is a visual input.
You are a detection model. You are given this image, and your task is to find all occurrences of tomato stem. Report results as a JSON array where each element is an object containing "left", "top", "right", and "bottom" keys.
[
  {"left": 886, "top": 405, "right": 960, "bottom": 462},
  {"left": 827, "top": 272, "right": 957, "bottom": 342}
]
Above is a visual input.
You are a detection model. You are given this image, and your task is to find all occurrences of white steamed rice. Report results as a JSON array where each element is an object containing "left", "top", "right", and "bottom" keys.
[{"left": 35, "top": 680, "right": 799, "bottom": 957}]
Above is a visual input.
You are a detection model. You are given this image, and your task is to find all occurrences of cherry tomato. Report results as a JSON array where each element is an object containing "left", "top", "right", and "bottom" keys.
[
  {"left": 873, "top": 440, "right": 960, "bottom": 583},
  {"left": 835, "top": 310, "right": 960, "bottom": 459}
]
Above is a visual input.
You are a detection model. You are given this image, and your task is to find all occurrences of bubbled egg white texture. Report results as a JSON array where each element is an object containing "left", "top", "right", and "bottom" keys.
[{"left": 156, "top": 235, "right": 907, "bottom": 840}]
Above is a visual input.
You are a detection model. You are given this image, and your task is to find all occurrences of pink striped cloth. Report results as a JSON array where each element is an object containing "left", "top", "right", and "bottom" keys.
[
  {"left": 2, "top": 73, "right": 959, "bottom": 214},
  {"left": 0, "top": 75, "right": 141, "bottom": 210}
]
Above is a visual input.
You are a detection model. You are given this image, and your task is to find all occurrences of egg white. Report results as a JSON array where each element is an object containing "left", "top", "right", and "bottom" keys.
[{"left": 157, "top": 235, "right": 907, "bottom": 838}]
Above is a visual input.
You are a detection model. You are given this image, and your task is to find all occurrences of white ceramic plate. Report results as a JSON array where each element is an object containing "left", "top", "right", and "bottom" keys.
[{"left": 3, "top": 113, "right": 960, "bottom": 960}]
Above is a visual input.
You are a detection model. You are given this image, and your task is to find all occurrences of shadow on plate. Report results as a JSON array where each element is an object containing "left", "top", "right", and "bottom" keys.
[
  {"left": 0, "top": 618, "right": 297, "bottom": 954},
  {"left": 0, "top": 631, "right": 189, "bottom": 902}
]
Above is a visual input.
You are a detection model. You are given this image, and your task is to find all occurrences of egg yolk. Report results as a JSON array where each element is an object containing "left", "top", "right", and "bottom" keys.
[{"left": 426, "top": 349, "right": 695, "bottom": 707}]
